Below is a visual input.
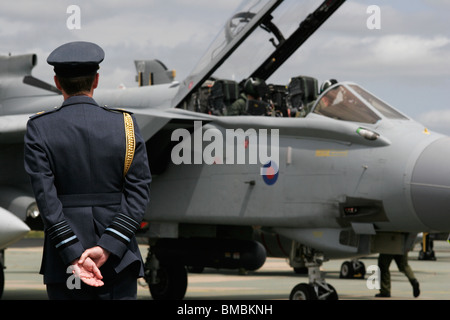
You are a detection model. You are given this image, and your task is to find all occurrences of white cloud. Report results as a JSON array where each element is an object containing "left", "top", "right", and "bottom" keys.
[
  {"left": 273, "top": 33, "right": 450, "bottom": 85},
  {"left": 371, "top": 35, "right": 450, "bottom": 71}
]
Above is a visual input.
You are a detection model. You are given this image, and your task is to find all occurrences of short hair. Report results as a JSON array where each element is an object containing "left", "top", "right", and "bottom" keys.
[{"left": 57, "top": 74, "right": 96, "bottom": 95}]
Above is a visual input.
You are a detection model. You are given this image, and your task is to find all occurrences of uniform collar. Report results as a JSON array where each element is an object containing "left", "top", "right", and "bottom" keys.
[{"left": 61, "top": 95, "right": 99, "bottom": 108}]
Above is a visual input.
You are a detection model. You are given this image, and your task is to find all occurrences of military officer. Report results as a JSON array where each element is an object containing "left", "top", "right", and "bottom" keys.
[{"left": 24, "top": 41, "right": 152, "bottom": 299}]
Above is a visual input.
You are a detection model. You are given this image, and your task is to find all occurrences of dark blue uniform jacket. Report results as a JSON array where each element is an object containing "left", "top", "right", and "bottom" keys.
[{"left": 24, "top": 96, "right": 151, "bottom": 284}]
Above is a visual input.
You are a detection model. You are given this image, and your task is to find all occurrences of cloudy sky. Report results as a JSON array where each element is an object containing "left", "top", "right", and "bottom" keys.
[{"left": 2, "top": 0, "right": 450, "bottom": 134}]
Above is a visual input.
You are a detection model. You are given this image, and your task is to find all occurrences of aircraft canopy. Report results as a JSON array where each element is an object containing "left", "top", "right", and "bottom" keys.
[{"left": 312, "top": 83, "right": 408, "bottom": 124}]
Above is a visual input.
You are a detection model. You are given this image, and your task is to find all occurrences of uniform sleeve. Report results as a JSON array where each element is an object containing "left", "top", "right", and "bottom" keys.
[
  {"left": 97, "top": 116, "right": 151, "bottom": 258},
  {"left": 24, "top": 120, "right": 84, "bottom": 265}
]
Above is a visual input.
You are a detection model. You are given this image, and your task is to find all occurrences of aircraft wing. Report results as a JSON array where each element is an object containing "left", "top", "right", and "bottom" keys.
[
  {"left": 127, "top": 107, "right": 216, "bottom": 141},
  {"left": 213, "top": 113, "right": 391, "bottom": 147},
  {"left": 0, "top": 105, "right": 213, "bottom": 146},
  {"left": 129, "top": 105, "right": 390, "bottom": 148},
  {"left": 129, "top": 107, "right": 216, "bottom": 122}
]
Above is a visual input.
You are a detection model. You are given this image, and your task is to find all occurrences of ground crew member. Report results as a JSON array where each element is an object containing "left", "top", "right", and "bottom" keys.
[
  {"left": 24, "top": 41, "right": 152, "bottom": 299},
  {"left": 376, "top": 253, "right": 420, "bottom": 298}
]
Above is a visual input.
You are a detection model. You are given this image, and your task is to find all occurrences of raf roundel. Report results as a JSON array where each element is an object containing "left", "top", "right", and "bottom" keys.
[{"left": 261, "top": 161, "right": 279, "bottom": 186}]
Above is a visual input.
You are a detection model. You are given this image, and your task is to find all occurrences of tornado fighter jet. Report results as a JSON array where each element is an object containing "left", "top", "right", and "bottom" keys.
[{"left": 2, "top": 0, "right": 450, "bottom": 300}]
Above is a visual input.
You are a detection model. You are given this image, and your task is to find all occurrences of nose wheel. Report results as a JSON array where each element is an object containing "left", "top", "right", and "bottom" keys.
[
  {"left": 290, "top": 282, "right": 338, "bottom": 300},
  {"left": 289, "top": 249, "right": 338, "bottom": 300}
]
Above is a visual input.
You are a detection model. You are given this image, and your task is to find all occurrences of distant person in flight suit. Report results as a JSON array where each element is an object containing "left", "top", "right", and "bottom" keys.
[
  {"left": 228, "top": 77, "right": 266, "bottom": 115},
  {"left": 24, "top": 41, "right": 152, "bottom": 300}
]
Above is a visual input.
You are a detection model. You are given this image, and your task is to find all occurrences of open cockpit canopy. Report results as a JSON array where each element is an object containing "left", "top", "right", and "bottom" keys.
[{"left": 172, "top": 0, "right": 345, "bottom": 109}]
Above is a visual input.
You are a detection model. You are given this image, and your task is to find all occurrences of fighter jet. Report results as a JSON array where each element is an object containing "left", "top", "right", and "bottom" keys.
[{"left": 2, "top": 0, "right": 450, "bottom": 300}]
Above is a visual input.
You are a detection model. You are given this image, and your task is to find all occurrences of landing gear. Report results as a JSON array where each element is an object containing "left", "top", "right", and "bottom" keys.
[
  {"left": 289, "top": 278, "right": 338, "bottom": 300},
  {"left": 289, "top": 248, "right": 338, "bottom": 300},
  {"left": 144, "top": 250, "right": 188, "bottom": 300},
  {"left": 418, "top": 233, "right": 436, "bottom": 261},
  {"left": 340, "top": 260, "right": 366, "bottom": 279},
  {"left": 289, "top": 242, "right": 308, "bottom": 274}
]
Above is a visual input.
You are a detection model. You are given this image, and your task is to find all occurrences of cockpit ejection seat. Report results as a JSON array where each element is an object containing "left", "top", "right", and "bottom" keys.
[
  {"left": 209, "top": 79, "right": 240, "bottom": 115},
  {"left": 287, "top": 76, "right": 319, "bottom": 117}
]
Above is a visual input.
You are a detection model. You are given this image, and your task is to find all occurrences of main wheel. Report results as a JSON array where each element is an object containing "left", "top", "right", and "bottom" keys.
[
  {"left": 340, "top": 261, "right": 353, "bottom": 278},
  {"left": 149, "top": 263, "right": 187, "bottom": 300},
  {"left": 289, "top": 283, "right": 317, "bottom": 300}
]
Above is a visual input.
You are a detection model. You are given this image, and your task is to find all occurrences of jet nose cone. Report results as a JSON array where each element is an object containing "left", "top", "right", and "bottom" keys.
[
  {"left": 0, "top": 207, "right": 30, "bottom": 250},
  {"left": 411, "top": 137, "right": 450, "bottom": 231}
]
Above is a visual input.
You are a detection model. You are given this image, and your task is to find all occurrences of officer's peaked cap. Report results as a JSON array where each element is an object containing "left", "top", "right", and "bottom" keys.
[{"left": 47, "top": 41, "right": 104, "bottom": 77}]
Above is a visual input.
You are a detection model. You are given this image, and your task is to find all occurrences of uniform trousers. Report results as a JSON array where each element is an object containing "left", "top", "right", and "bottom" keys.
[{"left": 378, "top": 253, "right": 416, "bottom": 295}]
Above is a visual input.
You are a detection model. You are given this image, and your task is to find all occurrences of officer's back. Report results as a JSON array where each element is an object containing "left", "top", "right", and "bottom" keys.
[{"left": 31, "top": 98, "right": 126, "bottom": 196}]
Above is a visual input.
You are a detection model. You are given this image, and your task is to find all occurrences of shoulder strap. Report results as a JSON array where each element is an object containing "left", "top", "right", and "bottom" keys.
[
  {"left": 123, "top": 112, "right": 136, "bottom": 177},
  {"left": 29, "top": 106, "right": 61, "bottom": 120}
]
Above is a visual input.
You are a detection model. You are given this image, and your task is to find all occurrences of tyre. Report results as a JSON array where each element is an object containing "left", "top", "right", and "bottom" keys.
[
  {"left": 149, "top": 263, "right": 187, "bottom": 300},
  {"left": 289, "top": 283, "right": 317, "bottom": 300},
  {"left": 340, "top": 261, "right": 353, "bottom": 278}
]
